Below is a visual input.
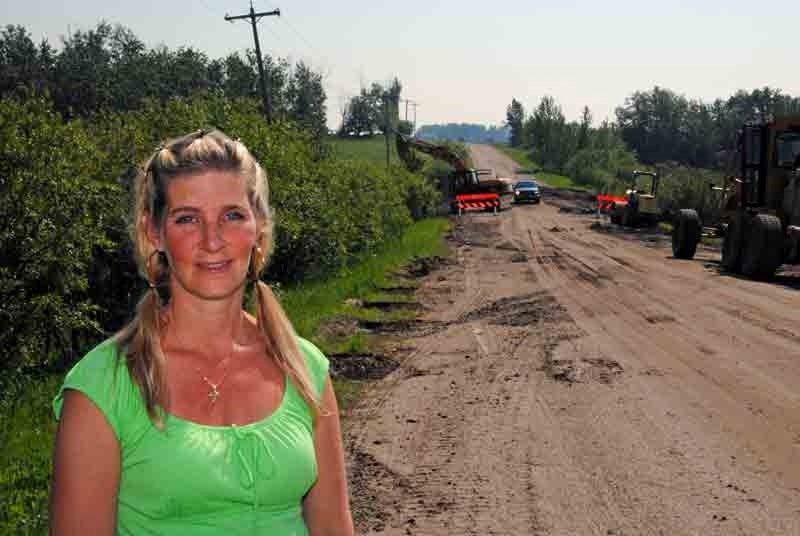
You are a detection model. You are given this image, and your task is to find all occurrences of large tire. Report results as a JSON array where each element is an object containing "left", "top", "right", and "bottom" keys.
[
  {"left": 722, "top": 212, "right": 746, "bottom": 273},
  {"left": 622, "top": 206, "right": 637, "bottom": 227},
  {"left": 741, "top": 214, "right": 783, "bottom": 279},
  {"left": 672, "top": 209, "right": 700, "bottom": 259}
]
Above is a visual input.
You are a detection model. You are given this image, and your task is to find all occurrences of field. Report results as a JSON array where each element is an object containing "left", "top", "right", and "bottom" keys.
[{"left": 326, "top": 135, "right": 395, "bottom": 164}]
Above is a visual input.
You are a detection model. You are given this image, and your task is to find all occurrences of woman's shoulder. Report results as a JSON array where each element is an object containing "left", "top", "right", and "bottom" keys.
[
  {"left": 53, "top": 337, "right": 144, "bottom": 440},
  {"left": 58, "top": 338, "right": 127, "bottom": 390}
]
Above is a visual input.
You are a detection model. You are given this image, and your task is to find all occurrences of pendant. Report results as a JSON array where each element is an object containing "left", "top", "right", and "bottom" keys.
[{"left": 208, "top": 383, "right": 220, "bottom": 404}]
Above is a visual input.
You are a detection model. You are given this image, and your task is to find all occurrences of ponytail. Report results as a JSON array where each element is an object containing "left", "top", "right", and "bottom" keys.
[
  {"left": 254, "top": 281, "right": 321, "bottom": 418},
  {"left": 115, "top": 286, "right": 169, "bottom": 428}
]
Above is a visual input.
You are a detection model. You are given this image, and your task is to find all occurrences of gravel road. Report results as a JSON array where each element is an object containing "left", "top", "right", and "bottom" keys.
[{"left": 344, "top": 145, "right": 800, "bottom": 535}]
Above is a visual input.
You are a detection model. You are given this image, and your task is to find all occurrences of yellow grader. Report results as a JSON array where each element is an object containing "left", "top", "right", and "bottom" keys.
[
  {"left": 602, "top": 170, "right": 661, "bottom": 227},
  {"left": 672, "top": 116, "right": 800, "bottom": 279}
]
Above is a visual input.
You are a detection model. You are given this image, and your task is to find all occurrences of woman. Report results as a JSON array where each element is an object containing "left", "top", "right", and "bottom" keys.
[{"left": 50, "top": 130, "right": 354, "bottom": 535}]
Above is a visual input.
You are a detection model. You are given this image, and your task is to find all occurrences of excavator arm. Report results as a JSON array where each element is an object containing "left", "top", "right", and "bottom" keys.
[{"left": 395, "top": 133, "right": 468, "bottom": 172}]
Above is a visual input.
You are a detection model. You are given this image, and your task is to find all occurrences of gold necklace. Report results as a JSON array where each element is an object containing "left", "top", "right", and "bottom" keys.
[{"left": 196, "top": 360, "right": 233, "bottom": 406}]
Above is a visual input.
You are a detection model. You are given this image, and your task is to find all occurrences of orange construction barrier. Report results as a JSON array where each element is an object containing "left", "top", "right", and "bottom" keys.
[
  {"left": 597, "top": 194, "right": 627, "bottom": 212},
  {"left": 455, "top": 193, "right": 500, "bottom": 214}
]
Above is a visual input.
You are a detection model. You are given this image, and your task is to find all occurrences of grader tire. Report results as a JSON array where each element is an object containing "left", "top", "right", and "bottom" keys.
[
  {"left": 672, "top": 209, "right": 700, "bottom": 259},
  {"left": 622, "top": 206, "right": 637, "bottom": 227},
  {"left": 741, "top": 214, "right": 783, "bottom": 280},
  {"left": 722, "top": 212, "right": 746, "bottom": 273}
]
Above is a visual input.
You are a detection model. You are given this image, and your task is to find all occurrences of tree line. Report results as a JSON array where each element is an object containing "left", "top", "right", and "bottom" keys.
[
  {"left": 506, "top": 86, "right": 800, "bottom": 189},
  {"left": 0, "top": 22, "right": 328, "bottom": 138},
  {"left": 336, "top": 79, "right": 404, "bottom": 137},
  {"left": 506, "top": 97, "right": 636, "bottom": 190}
]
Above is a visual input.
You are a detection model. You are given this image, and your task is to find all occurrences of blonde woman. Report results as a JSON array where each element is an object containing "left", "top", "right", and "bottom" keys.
[{"left": 50, "top": 130, "right": 354, "bottom": 535}]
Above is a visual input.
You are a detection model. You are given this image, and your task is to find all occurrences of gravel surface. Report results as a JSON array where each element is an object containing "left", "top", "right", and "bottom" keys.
[{"left": 343, "top": 145, "right": 800, "bottom": 535}]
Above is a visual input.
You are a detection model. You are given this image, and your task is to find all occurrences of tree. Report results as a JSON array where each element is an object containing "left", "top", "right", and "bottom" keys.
[
  {"left": 338, "top": 79, "right": 402, "bottom": 137},
  {"left": 577, "top": 106, "right": 592, "bottom": 150},
  {"left": 52, "top": 22, "right": 115, "bottom": 117},
  {"left": 286, "top": 61, "right": 327, "bottom": 138},
  {"left": 524, "top": 95, "right": 575, "bottom": 172},
  {"left": 0, "top": 25, "right": 53, "bottom": 97},
  {"left": 505, "top": 98, "right": 525, "bottom": 147},
  {"left": 221, "top": 52, "right": 257, "bottom": 99}
]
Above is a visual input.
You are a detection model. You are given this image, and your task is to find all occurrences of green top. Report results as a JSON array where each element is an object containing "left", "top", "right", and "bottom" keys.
[{"left": 53, "top": 337, "right": 329, "bottom": 536}]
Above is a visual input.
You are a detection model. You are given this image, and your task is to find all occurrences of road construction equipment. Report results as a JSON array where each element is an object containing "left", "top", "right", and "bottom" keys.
[
  {"left": 598, "top": 170, "right": 660, "bottom": 226},
  {"left": 396, "top": 134, "right": 513, "bottom": 214},
  {"left": 672, "top": 116, "right": 800, "bottom": 279}
]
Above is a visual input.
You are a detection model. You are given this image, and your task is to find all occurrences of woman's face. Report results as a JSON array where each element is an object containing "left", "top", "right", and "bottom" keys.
[{"left": 150, "top": 170, "right": 261, "bottom": 302}]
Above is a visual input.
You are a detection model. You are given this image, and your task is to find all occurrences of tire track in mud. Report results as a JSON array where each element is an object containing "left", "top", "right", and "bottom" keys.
[
  {"left": 509, "top": 205, "right": 800, "bottom": 535},
  {"left": 349, "top": 216, "right": 562, "bottom": 534}
]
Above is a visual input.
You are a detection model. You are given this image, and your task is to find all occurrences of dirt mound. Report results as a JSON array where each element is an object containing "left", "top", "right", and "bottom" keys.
[{"left": 459, "top": 291, "right": 570, "bottom": 327}]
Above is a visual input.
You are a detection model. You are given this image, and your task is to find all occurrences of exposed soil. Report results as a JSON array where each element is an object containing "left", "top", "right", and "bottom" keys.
[
  {"left": 329, "top": 352, "right": 399, "bottom": 380},
  {"left": 343, "top": 145, "right": 800, "bottom": 535}
]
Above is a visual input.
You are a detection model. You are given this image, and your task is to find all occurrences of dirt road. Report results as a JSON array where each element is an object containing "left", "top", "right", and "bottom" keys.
[{"left": 344, "top": 145, "right": 800, "bottom": 535}]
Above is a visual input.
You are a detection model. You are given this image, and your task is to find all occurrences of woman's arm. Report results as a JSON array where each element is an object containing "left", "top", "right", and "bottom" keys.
[
  {"left": 303, "top": 376, "right": 355, "bottom": 536},
  {"left": 50, "top": 390, "right": 121, "bottom": 535}
]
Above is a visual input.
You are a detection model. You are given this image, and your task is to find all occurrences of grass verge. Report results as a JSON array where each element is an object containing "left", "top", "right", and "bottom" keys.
[{"left": 280, "top": 217, "right": 449, "bottom": 338}]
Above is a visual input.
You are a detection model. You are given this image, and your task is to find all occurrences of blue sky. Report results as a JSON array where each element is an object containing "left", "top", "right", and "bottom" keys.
[{"left": 2, "top": 1, "right": 798, "bottom": 130}]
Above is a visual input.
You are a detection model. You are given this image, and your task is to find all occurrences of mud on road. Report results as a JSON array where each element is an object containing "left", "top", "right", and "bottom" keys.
[{"left": 342, "top": 145, "right": 800, "bottom": 535}]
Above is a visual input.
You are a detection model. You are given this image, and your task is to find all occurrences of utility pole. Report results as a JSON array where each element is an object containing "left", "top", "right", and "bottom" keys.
[
  {"left": 410, "top": 101, "right": 419, "bottom": 133},
  {"left": 225, "top": 4, "right": 280, "bottom": 122}
]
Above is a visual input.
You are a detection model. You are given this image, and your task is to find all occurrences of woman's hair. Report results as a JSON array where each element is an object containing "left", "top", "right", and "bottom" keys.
[{"left": 115, "top": 129, "right": 320, "bottom": 426}]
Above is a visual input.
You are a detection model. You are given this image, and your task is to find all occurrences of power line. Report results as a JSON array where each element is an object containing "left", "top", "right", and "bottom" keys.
[{"left": 225, "top": 5, "right": 281, "bottom": 122}]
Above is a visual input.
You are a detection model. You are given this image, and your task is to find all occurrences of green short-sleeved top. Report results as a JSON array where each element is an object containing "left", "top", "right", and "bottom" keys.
[{"left": 53, "top": 337, "right": 329, "bottom": 536}]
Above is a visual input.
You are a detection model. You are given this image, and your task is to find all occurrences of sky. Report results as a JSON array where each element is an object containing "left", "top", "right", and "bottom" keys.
[{"left": 2, "top": 0, "right": 799, "bottom": 131}]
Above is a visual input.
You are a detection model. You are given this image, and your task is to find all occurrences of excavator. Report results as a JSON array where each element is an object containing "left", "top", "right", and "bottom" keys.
[
  {"left": 395, "top": 133, "right": 514, "bottom": 214},
  {"left": 672, "top": 116, "right": 800, "bottom": 279}
]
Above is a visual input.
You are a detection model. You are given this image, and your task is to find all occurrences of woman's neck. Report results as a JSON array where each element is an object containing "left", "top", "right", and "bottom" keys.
[{"left": 163, "top": 290, "right": 248, "bottom": 360}]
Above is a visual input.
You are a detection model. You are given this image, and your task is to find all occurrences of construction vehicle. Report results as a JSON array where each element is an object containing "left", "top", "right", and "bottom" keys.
[
  {"left": 395, "top": 134, "right": 514, "bottom": 214},
  {"left": 672, "top": 116, "right": 800, "bottom": 279},
  {"left": 597, "top": 170, "right": 660, "bottom": 226}
]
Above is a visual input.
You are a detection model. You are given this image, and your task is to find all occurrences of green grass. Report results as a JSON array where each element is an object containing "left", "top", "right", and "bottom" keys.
[
  {"left": 0, "top": 216, "right": 451, "bottom": 534},
  {"left": 280, "top": 217, "right": 450, "bottom": 338},
  {"left": 326, "top": 135, "right": 394, "bottom": 164},
  {"left": 363, "top": 290, "right": 417, "bottom": 304},
  {"left": 492, "top": 144, "right": 593, "bottom": 192},
  {"left": 0, "top": 374, "right": 60, "bottom": 534}
]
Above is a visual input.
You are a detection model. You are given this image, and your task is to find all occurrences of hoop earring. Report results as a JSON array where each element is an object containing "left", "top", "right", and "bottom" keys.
[
  {"left": 249, "top": 246, "right": 263, "bottom": 282},
  {"left": 146, "top": 249, "right": 167, "bottom": 287}
]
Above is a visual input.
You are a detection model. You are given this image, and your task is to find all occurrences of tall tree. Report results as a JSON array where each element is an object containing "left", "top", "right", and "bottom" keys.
[
  {"left": 506, "top": 98, "right": 525, "bottom": 147},
  {"left": 286, "top": 61, "right": 327, "bottom": 138},
  {"left": 577, "top": 105, "right": 592, "bottom": 150},
  {"left": 0, "top": 25, "right": 53, "bottom": 96}
]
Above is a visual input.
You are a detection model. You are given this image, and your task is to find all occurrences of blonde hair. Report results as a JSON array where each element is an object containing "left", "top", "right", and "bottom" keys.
[{"left": 115, "top": 129, "right": 319, "bottom": 426}]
